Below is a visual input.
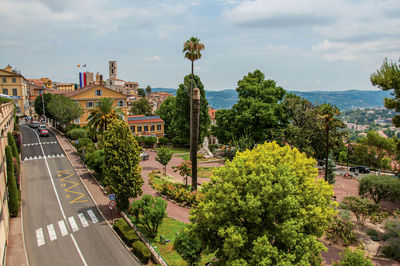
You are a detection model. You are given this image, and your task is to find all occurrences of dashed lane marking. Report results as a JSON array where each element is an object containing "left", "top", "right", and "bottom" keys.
[
  {"left": 68, "top": 216, "right": 79, "bottom": 232},
  {"left": 87, "top": 210, "right": 98, "bottom": 223},
  {"left": 78, "top": 213, "right": 89, "bottom": 227},
  {"left": 23, "top": 142, "right": 57, "bottom": 146},
  {"left": 23, "top": 154, "right": 65, "bottom": 161},
  {"left": 47, "top": 224, "right": 57, "bottom": 241},
  {"left": 58, "top": 220, "right": 68, "bottom": 237},
  {"left": 36, "top": 228, "right": 45, "bottom": 247}
]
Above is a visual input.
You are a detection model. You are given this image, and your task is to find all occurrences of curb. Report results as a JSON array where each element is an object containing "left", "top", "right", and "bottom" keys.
[{"left": 49, "top": 127, "right": 141, "bottom": 264}]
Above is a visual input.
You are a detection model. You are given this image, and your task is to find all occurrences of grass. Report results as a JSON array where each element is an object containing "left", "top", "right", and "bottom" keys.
[
  {"left": 198, "top": 167, "right": 215, "bottom": 179},
  {"left": 178, "top": 153, "right": 190, "bottom": 161},
  {"left": 147, "top": 217, "right": 214, "bottom": 265}
]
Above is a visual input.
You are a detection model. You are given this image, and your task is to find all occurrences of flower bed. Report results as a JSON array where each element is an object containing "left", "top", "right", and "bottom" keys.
[{"left": 148, "top": 172, "right": 201, "bottom": 207}]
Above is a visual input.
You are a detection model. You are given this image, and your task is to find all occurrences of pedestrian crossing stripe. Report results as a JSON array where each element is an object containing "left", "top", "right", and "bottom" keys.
[
  {"left": 23, "top": 142, "right": 57, "bottom": 146},
  {"left": 23, "top": 154, "right": 65, "bottom": 161},
  {"left": 36, "top": 209, "right": 100, "bottom": 247}
]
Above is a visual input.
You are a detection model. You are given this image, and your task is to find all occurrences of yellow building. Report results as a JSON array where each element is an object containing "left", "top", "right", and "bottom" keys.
[
  {"left": 56, "top": 83, "right": 75, "bottom": 91},
  {"left": 67, "top": 84, "right": 129, "bottom": 125},
  {"left": 127, "top": 115, "right": 165, "bottom": 138},
  {"left": 0, "top": 65, "right": 29, "bottom": 114},
  {"left": 40, "top": 77, "right": 52, "bottom": 89},
  {"left": 0, "top": 102, "right": 16, "bottom": 264}
]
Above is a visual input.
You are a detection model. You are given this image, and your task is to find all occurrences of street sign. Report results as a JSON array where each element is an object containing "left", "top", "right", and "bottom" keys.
[
  {"left": 109, "top": 200, "right": 116, "bottom": 208},
  {"left": 108, "top": 194, "right": 115, "bottom": 201}
]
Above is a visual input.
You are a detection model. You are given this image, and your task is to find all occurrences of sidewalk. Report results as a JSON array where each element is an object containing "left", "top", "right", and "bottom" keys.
[{"left": 5, "top": 209, "right": 28, "bottom": 266}]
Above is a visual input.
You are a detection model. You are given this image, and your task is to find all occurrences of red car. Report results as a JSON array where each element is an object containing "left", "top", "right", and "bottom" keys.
[{"left": 40, "top": 129, "right": 49, "bottom": 137}]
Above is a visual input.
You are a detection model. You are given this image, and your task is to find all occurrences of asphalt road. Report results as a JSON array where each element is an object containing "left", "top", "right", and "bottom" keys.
[{"left": 20, "top": 124, "right": 140, "bottom": 266}]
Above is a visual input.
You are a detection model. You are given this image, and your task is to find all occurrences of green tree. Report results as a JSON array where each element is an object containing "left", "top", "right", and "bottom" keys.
[
  {"left": 87, "top": 98, "right": 124, "bottom": 140},
  {"left": 370, "top": 58, "right": 400, "bottom": 126},
  {"left": 47, "top": 94, "right": 83, "bottom": 125},
  {"left": 174, "top": 160, "right": 191, "bottom": 186},
  {"left": 333, "top": 248, "right": 373, "bottom": 266},
  {"left": 156, "top": 96, "right": 177, "bottom": 140},
  {"left": 342, "top": 196, "right": 377, "bottom": 226},
  {"left": 145, "top": 85, "right": 152, "bottom": 95},
  {"left": 189, "top": 142, "right": 336, "bottom": 265},
  {"left": 130, "top": 98, "right": 152, "bottom": 116},
  {"left": 102, "top": 119, "right": 143, "bottom": 210},
  {"left": 155, "top": 146, "right": 173, "bottom": 176},
  {"left": 34, "top": 93, "right": 54, "bottom": 119},
  {"left": 173, "top": 74, "right": 210, "bottom": 145},
  {"left": 129, "top": 195, "right": 167, "bottom": 238},
  {"left": 214, "top": 70, "right": 288, "bottom": 144},
  {"left": 6, "top": 146, "right": 19, "bottom": 217},
  {"left": 359, "top": 175, "right": 400, "bottom": 203},
  {"left": 174, "top": 229, "right": 202, "bottom": 266},
  {"left": 318, "top": 103, "right": 344, "bottom": 182},
  {"left": 137, "top": 88, "right": 146, "bottom": 97}
]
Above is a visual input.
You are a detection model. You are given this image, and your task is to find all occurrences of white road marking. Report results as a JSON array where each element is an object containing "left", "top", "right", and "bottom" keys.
[
  {"left": 70, "top": 235, "right": 88, "bottom": 266},
  {"left": 58, "top": 220, "right": 68, "bottom": 236},
  {"left": 87, "top": 210, "right": 98, "bottom": 223},
  {"left": 78, "top": 213, "right": 89, "bottom": 227},
  {"left": 24, "top": 157, "right": 28, "bottom": 161},
  {"left": 68, "top": 216, "right": 79, "bottom": 232},
  {"left": 36, "top": 228, "right": 45, "bottom": 247},
  {"left": 47, "top": 224, "right": 57, "bottom": 241}
]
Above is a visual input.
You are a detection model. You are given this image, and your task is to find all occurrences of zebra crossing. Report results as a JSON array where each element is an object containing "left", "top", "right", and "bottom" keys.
[
  {"left": 23, "top": 154, "right": 65, "bottom": 161},
  {"left": 35, "top": 209, "right": 99, "bottom": 247},
  {"left": 23, "top": 142, "right": 57, "bottom": 146}
]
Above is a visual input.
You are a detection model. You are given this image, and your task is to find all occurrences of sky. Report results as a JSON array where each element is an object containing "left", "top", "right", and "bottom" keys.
[{"left": 0, "top": 0, "right": 399, "bottom": 91}]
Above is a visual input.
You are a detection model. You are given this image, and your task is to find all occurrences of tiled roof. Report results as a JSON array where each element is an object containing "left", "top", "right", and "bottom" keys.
[{"left": 127, "top": 115, "right": 164, "bottom": 124}]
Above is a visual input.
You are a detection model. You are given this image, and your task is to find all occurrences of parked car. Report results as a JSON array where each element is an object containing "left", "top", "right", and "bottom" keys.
[
  {"left": 350, "top": 166, "right": 370, "bottom": 174},
  {"left": 40, "top": 129, "right": 49, "bottom": 137},
  {"left": 38, "top": 124, "right": 47, "bottom": 132},
  {"left": 29, "top": 121, "right": 40, "bottom": 128},
  {"left": 140, "top": 152, "right": 149, "bottom": 161}
]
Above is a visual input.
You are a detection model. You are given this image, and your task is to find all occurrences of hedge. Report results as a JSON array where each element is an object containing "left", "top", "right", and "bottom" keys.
[
  {"left": 132, "top": 241, "right": 151, "bottom": 264},
  {"left": 66, "top": 128, "right": 87, "bottom": 140},
  {"left": 359, "top": 175, "right": 400, "bottom": 203},
  {"left": 6, "top": 146, "right": 19, "bottom": 217},
  {"left": 113, "top": 218, "right": 140, "bottom": 246}
]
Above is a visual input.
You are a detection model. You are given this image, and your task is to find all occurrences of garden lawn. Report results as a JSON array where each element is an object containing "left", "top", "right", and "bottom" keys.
[
  {"left": 149, "top": 217, "right": 214, "bottom": 265},
  {"left": 177, "top": 153, "right": 190, "bottom": 161},
  {"left": 198, "top": 167, "right": 215, "bottom": 179}
]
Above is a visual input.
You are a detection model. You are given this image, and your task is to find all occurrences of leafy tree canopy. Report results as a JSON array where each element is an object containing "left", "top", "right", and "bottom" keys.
[
  {"left": 34, "top": 93, "right": 54, "bottom": 119},
  {"left": 189, "top": 142, "right": 336, "bottom": 265},
  {"left": 102, "top": 119, "right": 143, "bottom": 210},
  {"left": 137, "top": 88, "right": 146, "bottom": 97},
  {"left": 155, "top": 146, "right": 173, "bottom": 176},
  {"left": 156, "top": 96, "right": 177, "bottom": 140},
  {"left": 370, "top": 58, "right": 400, "bottom": 126},
  {"left": 130, "top": 97, "right": 152, "bottom": 116},
  {"left": 47, "top": 94, "right": 84, "bottom": 124}
]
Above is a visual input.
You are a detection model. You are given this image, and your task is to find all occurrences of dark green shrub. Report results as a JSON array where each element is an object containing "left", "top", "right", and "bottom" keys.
[
  {"left": 66, "top": 128, "right": 87, "bottom": 140},
  {"left": 132, "top": 241, "right": 151, "bottom": 264},
  {"left": 359, "top": 175, "right": 400, "bottom": 203},
  {"left": 13, "top": 132, "right": 22, "bottom": 153},
  {"left": 339, "top": 209, "right": 351, "bottom": 221},
  {"left": 135, "top": 136, "right": 146, "bottom": 147},
  {"left": 6, "top": 146, "right": 19, "bottom": 217},
  {"left": 366, "top": 229, "right": 379, "bottom": 241},
  {"left": 174, "top": 229, "right": 202, "bottom": 265},
  {"left": 8, "top": 132, "right": 19, "bottom": 168},
  {"left": 13, "top": 158, "right": 20, "bottom": 190},
  {"left": 144, "top": 136, "right": 157, "bottom": 148},
  {"left": 85, "top": 149, "right": 104, "bottom": 177},
  {"left": 113, "top": 218, "right": 140, "bottom": 246},
  {"left": 382, "top": 238, "right": 400, "bottom": 261},
  {"left": 158, "top": 137, "right": 169, "bottom": 146},
  {"left": 333, "top": 248, "right": 373, "bottom": 266},
  {"left": 64, "top": 124, "right": 81, "bottom": 133},
  {"left": 326, "top": 216, "right": 357, "bottom": 246},
  {"left": 208, "top": 144, "right": 218, "bottom": 152},
  {"left": 73, "top": 138, "right": 95, "bottom": 153},
  {"left": 343, "top": 196, "right": 378, "bottom": 226}
]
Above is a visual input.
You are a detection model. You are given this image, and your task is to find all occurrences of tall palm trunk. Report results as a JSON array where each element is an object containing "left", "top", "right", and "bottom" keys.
[{"left": 191, "top": 87, "right": 200, "bottom": 191}]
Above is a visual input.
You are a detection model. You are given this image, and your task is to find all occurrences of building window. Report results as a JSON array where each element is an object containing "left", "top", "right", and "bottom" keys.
[
  {"left": 2, "top": 78, "right": 6, "bottom": 83},
  {"left": 95, "top": 89, "right": 102, "bottom": 96},
  {"left": 144, "top": 126, "right": 148, "bottom": 132},
  {"left": 12, "top": 78, "right": 16, "bottom": 83},
  {"left": 12, "top": 88, "right": 17, "bottom": 96},
  {"left": 157, "top": 124, "right": 161, "bottom": 131},
  {"left": 74, "top": 118, "right": 80, "bottom": 124},
  {"left": 150, "top": 125, "right": 155, "bottom": 131},
  {"left": 86, "top": 101, "right": 94, "bottom": 108},
  {"left": 2, "top": 89, "right": 8, "bottom": 95},
  {"left": 130, "top": 126, "right": 135, "bottom": 133},
  {"left": 118, "top": 100, "right": 124, "bottom": 107},
  {"left": 137, "top": 126, "right": 142, "bottom": 132}
]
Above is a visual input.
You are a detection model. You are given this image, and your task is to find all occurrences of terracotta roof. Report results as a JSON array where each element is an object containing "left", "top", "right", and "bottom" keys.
[
  {"left": 66, "top": 84, "right": 129, "bottom": 97},
  {"left": 208, "top": 108, "right": 216, "bottom": 120},
  {"left": 127, "top": 115, "right": 164, "bottom": 124},
  {"left": 27, "top": 79, "right": 44, "bottom": 87}
]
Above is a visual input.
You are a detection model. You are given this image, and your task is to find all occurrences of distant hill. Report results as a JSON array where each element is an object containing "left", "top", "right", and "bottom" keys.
[{"left": 152, "top": 88, "right": 392, "bottom": 111}]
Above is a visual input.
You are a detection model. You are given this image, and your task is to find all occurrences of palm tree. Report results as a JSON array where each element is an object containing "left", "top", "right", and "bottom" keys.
[
  {"left": 183, "top": 36, "right": 204, "bottom": 191},
  {"left": 318, "top": 104, "right": 340, "bottom": 182},
  {"left": 87, "top": 97, "right": 124, "bottom": 140}
]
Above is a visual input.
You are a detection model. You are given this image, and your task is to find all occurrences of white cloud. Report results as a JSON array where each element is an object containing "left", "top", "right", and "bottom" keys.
[{"left": 145, "top": 55, "right": 162, "bottom": 62}]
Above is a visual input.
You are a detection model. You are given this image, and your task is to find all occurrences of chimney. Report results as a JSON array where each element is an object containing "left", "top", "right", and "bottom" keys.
[{"left": 100, "top": 75, "right": 103, "bottom": 85}]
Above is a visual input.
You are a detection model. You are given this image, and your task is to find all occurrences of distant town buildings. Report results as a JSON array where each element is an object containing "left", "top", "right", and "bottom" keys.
[
  {"left": 0, "top": 65, "right": 29, "bottom": 114},
  {"left": 105, "top": 61, "right": 139, "bottom": 96},
  {"left": 146, "top": 91, "right": 173, "bottom": 112},
  {"left": 55, "top": 83, "right": 75, "bottom": 91},
  {"left": 127, "top": 115, "right": 165, "bottom": 138}
]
